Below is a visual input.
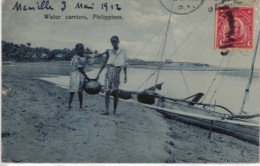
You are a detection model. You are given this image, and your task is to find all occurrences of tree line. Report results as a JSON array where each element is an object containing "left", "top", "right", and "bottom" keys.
[{"left": 2, "top": 41, "right": 99, "bottom": 62}]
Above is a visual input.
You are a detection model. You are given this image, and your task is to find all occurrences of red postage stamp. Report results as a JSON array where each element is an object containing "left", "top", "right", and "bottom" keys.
[{"left": 215, "top": 6, "right": 254, "bottom": 50}]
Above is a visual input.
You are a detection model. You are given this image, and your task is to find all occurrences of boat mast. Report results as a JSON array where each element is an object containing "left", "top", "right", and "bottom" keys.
[
  {"left": 239, "top": 28, "right": 260, "bottom": 114},
  {"left": 154, "top": 5, "right": 173, "bottom": 88}
]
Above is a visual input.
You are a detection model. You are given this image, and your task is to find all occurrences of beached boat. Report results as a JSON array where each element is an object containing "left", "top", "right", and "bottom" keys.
[
  {"left": 115, "top": 4, "right": 260, "bottom": 145},
  {"left": 116, "top": 87, "right": 259, "bottom": 145},
  {"left": 141, "top": 93, "right": 259, "bottom": 145}
]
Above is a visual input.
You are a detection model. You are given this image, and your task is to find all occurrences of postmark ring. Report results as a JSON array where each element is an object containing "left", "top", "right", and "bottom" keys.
[{"left": 159, "top": 0, "right": 204, "bottom": 15}]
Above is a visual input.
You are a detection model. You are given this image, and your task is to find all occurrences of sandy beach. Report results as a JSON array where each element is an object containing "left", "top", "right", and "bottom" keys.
[{"left": 1, "top": 61, "right": 259, "bottom": 163}]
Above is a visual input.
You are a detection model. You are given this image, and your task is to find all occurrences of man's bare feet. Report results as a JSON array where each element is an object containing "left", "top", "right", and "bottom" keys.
[
  {"left": 66, "top": 105, "right": 72, "bottom": 110},
  {"left": 79, "top": 108, "right": 84, "bottom": 111},
  {"left": 100, "top": 112, "right": 109, "bottom": 115}
]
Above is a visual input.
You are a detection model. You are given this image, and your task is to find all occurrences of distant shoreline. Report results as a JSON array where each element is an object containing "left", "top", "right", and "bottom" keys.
[
  {"left": 127, "top": 64, "right": 257, "bottom": 71},
  {"left": 3, "top": 60, "right": 259, "bottom": 72}
]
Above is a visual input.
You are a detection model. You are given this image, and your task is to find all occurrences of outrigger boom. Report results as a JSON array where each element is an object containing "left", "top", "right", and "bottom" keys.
[
  {"left": 123, "top": 90, "right": 259, "bottom": 119},
  {"left": 123, "top": 90, "right": 233, "bottom": 113}
]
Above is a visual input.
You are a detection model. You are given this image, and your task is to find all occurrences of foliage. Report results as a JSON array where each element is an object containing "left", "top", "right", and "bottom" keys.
[{"left": 2, "top": 40, "right": 98, "bottom": 62}]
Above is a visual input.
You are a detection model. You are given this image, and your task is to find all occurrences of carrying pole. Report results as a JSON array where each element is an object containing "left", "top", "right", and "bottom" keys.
[{"left": 239, "top": 29, "right": 260, "bottom": 114}]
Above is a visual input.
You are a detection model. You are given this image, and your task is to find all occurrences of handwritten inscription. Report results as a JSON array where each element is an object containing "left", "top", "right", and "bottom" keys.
[
  {"left": 75, "top": 2, "right": 94, "bottom": 9},
  {"left": 215, "top": 0, "right": 242, "bottom": 6},
  {"left": 206, "top": 0, "right": 245, "bottom": 13},
  {"left": 12, "top": 1, "right": 54, "bottom": 11},
  {"left": 12, "top": 0, "right": 122, "bottom": 12},
  {"left": 101, "top": 3, "right": 121, "bottom": 11}
]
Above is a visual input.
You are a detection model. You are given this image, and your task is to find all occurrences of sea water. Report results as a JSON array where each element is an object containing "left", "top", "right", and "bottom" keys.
[{"left": 39, "top": 68, "right": 260, "bottom": 115}]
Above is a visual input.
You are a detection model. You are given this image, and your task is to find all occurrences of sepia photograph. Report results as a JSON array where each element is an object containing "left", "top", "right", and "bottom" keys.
[{"left": 1, "top": 0, "right": 260, "bottom": 163}]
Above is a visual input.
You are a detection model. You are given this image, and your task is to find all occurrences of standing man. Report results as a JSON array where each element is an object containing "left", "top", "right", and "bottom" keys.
[{"left": 102, "top": 36, "right": 127, "bottom": 115}]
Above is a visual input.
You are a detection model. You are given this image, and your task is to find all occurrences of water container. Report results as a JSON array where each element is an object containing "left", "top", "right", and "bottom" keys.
[
  {"left": 83, "top": 80, "right": 102, "bottom": 95},
  {"left": 137, "top": 92, "right": 155, "bottom": 105}
]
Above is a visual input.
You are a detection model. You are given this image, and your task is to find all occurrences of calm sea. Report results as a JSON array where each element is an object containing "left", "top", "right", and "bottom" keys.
[{"left": 39, "top": 68, "right": 260, "bottom": 115}]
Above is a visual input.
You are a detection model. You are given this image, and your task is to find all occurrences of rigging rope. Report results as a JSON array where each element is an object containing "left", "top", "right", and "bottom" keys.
[
  {"left": 136, "top": 2, "right": 174, "bottom": 91},
  {"left": 168, "top": 25, "right": 191, "bottom": 95},
  {"left": 155, "top": 33, "right": 166, "bottom": 61},
  {"left": 201, "top": 56, "right": 225, "bottom": 102},
  {"left": 154, "top": 2, "right": 174, "bottom": 88},
  {"left": 179, "top": 66, "right": 191, "bottom": 95},
  {"left": 136, "top": 11, "right": 211, "bottom": 93},
  {"left": 136, "top": 31, "right": 166, "bottom": 91},
  {"left": 133, "top": 24, "right": 167, "bottom": 59},
  {"left": 208, "top": 52, "right": 233, "bottom": 105},
  {"left": 136, "top": 69, "right": 158, "bottom": 91},
  {"left": 151, "top": 12, "right": 211, "bottom": 94},
  {"left": 165, "top": 13, "right": 211, "bottom": 61},
  {"left": 240, "top": 28, "right": 260, "bottom": 114}
]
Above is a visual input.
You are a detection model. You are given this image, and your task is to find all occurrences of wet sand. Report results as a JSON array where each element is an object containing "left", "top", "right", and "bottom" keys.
[{"left": 1, "top": 61, "right": 259, "bottom": 163}]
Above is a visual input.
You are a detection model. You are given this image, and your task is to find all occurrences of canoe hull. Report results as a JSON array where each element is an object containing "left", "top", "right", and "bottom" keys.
[{"left": 158, "top": 108, "right": 259, "bottom": 145}]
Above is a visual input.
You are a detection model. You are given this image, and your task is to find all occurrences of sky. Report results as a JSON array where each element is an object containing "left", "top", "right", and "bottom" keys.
[{"left": 2, "top": 0, "right": 260, "bottom": 68}]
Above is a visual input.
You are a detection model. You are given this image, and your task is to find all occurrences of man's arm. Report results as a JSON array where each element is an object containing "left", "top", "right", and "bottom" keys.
[
  {"left": 84, "top": 51, "right": 107, "bottom": 66},
  {"left": 94, "top": 50, "right": 109, "bottom": 58},
  {"left": 84, "top": 50, "right": 108, "bottom": 59},
  {"left": 84, "top": 54, "right": 95, "bottom": 66}
]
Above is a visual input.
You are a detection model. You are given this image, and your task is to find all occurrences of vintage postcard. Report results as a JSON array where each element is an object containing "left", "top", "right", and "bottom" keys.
[{"left": 1, "top": 0, "right": 260, "bottom": 163}]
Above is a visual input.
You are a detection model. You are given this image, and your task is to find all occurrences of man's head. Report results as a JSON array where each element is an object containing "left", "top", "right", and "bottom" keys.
[
  {"left": 76, "top": 43, "right": 84, "bottom": 55},
  {"left": 110, "top": 36, "right": 119, "bottom": 49}
]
